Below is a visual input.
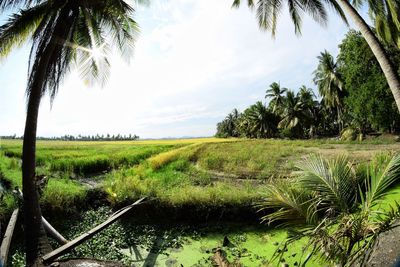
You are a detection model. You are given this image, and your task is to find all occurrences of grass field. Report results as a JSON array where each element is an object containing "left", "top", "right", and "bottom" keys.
[{"left": 1, "top": 137, "right": 400, "bottom": 216}]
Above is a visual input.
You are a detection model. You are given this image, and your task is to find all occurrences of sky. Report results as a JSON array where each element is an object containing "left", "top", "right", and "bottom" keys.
[{"left": 0, "top": 0, "right": 362, "bottom": 138}]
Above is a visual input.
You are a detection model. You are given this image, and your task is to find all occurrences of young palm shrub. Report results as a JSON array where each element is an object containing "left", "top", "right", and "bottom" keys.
[{"left": 259, "top": 153, "right": 400, "bottom": 266}]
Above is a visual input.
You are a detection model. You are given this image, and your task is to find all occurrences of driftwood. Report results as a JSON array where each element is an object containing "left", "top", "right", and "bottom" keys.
[
  {"left": 42, "top": 197, "right": 146, "bottom": 264},
  {"left": 42, "top": 217, "right": 68, "bottom": 245},
  {"left": 0, "top": 209, "right": 19, "bottom": 267}
]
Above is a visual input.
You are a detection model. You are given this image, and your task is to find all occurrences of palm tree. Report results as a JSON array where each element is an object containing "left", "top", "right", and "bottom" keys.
[
  {"left": 259, "top": 153, "right": 400, "bottom": 265},
  {"left": 298, "top": 86, "right": 319, "bottom": 136},
  {"left": 0, "top": 1, "right": 139, "bottom": 265},
  {"left": 247, "top": 101, "right": 279, "bottom": 138},
  {"left": 298, "top": 85, "right": 316, "bottom": 109},
  {"left": 278, "top": 91, "right": 310, "bottom": 137},
  {"left": 313, "top": 51, "right": 345, "bottom": 132},
  {"left": 224, "top": 108, "right": 241, "bottom": 137},
  {"left": 265, "top": 82, "right": 287, "bottom": 114},
  {"left": 232, "top": 0, "right": 400, "bottom": 113}
]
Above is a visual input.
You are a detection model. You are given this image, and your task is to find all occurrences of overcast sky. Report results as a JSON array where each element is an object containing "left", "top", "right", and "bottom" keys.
[{"left": 0, "top": 0, "right": 360, "bottom": 138}]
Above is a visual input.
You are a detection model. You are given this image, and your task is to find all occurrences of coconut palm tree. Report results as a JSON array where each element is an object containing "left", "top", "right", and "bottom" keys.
[
  {"left": 298, "top": 85, "right": 317, "bottom": 109},
  {"left": 247, "top": 101, "right": 279, "bottom": 138},
  {"left": 224, "top": 108, "right": 241, "bottom": 137},
  {"left": 259, "top": 153, "right": 400, "bottom": 265},
  {"left": 265, "top": 82, "right": 287, "bottom": 114},
  {"left": 0, "top": 1, "right": 139, "bottom": 265},
  {"left": 313, "top": 51, "right": 345, "bottom": 132},
  {"left": 278, "top": 91, "right": 311, "bottom": 137},
  {"left": 232, "top": 0, "right": 400, "bottom": 113},
  {"left": 313, "top": 51, "right": 344, "bottom": 107}
]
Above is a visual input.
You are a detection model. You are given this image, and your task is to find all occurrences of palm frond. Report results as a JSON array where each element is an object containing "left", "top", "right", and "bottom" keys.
[
  {"left": 364, "top": 153, "right": 400, "bottom": 208},
  {"left": 0, "top": 0, "right": 43, "bottom": 11},
  {"left": 257, "top": 182, "right": 318, "bottom": 226},
  {"left": 0, "top": 2, "right": 48, "bottom": 59},
  {"left": 296, "top": 154, "right": 357, "bottom": 214},
  {"left": 2, "top": 0, "right": 140, "bottom": 103}
]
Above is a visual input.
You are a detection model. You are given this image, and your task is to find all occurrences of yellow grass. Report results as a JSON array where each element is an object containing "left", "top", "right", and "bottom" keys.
[{"left": 0, "top": 137, "right": 238, "bottom": 148}]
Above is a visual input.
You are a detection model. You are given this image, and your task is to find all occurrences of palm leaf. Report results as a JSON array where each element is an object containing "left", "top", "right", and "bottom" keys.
[
  {"left": 258, "top": 182, "right": 318, "bottom": 226},
  {"left": 0, "top": 2, "right": 48, "bottom": 59},
  {"left": 296, "top": 154, "right": 357, "bottom": 214},
  {"left": 364, "top": 153, "right": 400, "bottom": 208}
]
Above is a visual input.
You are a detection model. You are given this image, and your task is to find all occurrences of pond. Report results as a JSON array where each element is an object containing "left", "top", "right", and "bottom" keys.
[{"left": 9, "top": 207, "right": 318, "bottom": 266}]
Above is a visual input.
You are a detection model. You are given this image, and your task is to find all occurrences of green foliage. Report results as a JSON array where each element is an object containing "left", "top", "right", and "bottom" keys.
[
  {"left": 265, "top": 82, "right": 287, "bottom": 113},
  {"left": 338, "top": 30, "right": 400, "bottom": 133},
  {"left": 260, "top": 153, "right": 400, "bottom": 265},
  {"left": 258, "top": 182, "right": 317, "bottom": 226},
  {"left": 217, "top": 29, "right": 400, "bottom": 139},
  {"left": 217, "top": 84, "right": 317, "bottom": 139},
  {"left": 216, "top": 109, "right": 241, "bottom": 138},
  {"left": 238, "top": 102, "right": 279, "bottom": 138},
  {"left": 340, "top": 127, "right": 357, "bottom": 141},
  {"left": 297, "top": 155, "right": 357, "bottom": 213}
]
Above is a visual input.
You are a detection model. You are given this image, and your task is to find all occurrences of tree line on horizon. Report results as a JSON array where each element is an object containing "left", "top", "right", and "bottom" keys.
[
  {"left": 216, "top": 30, "right": 400, "bottom": 140},
  {"left": 1, "top": 134, "right": 140, "bottom": 141}
]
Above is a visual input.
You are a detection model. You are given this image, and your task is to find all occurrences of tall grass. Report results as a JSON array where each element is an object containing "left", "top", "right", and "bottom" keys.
[
  {"left": 1, "top": 142, "right": 182, "bottom": 175},
  {"left": 104, "top": 145, "right": 262, "bottom": 207},
  {"left": 41, "top": 178, "right": 86, "bottom": 211}
]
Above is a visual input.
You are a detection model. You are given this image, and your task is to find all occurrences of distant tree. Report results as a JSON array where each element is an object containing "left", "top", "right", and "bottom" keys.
[
  {"left": 298, "top": 86, "right": 316, "bottom": 109},
  {"left": 313, "top": 50, "right": 346, "bottom": 133},
  {"left": 245, "top": 101, "right": 279, "bottom": 138},
  {"left": 265, "top": 82, "right": 287, "bottom": 114},
  {"left": 279, "top": 91, "right": 311, "bottom": 138},
  {"left": 215, "top": 109, "right": 241, "bottom": 137},
  {"left": 297, "top": 86, "right": 319, "bottom": 137}
]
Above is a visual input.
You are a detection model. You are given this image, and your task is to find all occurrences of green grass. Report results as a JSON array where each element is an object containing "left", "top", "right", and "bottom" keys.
[
  {"left": 1, "top": 141, "right": 184, "bottom": 175},
  {"left": 0, "top": 152, "right": 22, "bottom": 187},
  {"left": 195, "top": 139, "right": 400, "bottom": 178},
  {"left": 41, "top": 178, "right": 87, "bottom": 211}
]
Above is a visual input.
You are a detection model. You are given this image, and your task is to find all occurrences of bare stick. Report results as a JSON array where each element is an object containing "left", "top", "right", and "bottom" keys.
[
  {"left": 42, "top": 217, "right": 68, "bottom": 245},
  {"left": 0, "top": 209, "right": 19, "bottom": 267}
]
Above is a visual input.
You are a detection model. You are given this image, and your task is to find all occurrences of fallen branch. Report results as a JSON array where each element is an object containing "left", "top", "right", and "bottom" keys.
[{"left": 42, "top": 197, "right": 146, "bottom": 264}]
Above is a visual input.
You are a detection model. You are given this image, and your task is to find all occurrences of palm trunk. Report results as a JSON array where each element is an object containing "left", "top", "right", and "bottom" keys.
[
  {"left": 22, "top": 81, "right": 51, "bottom": 267},
  {"left": 337, "top": 0, "right": 400, "bottom": 113},
  {"left": 22, "top": 42, "right": 58, "bottom": 267}
]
